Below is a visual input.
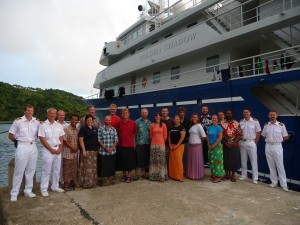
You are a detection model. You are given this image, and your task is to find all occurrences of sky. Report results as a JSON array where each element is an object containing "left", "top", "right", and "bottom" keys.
[{"left": 0, "top": 0, "right": 143, "bottom": 97}]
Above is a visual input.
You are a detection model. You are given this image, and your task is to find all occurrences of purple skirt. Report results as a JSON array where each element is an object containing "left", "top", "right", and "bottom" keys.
[{"left": 186, "top": 143, "right": 205, "bottom": 180}]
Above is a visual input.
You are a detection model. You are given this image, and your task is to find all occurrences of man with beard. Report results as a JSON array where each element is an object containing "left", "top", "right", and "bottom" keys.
[
  {"left": 161, "top": 107, "right": 174, "bottom": 170},
  {"left": 261, "top": 110, "right": 289, "bottom": 191},
  {"left": 200, "top": 106, "right": 212, "bottom": 166},
  {"left": 220, "top": 110, "right": 242, "bottom": 182},
  {"left": 177, "top": 107, "right": 190, "bottom": 172}
]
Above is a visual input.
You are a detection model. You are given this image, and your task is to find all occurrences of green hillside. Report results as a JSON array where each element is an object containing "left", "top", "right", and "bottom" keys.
[{"left": 0, "top": 82, "right": 87, "bottom": 121}]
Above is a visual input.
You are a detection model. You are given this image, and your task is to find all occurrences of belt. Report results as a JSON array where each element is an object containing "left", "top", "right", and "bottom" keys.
[
  {"left": 266, "top": 142, "right": 281, "bottom": 145},
  {"left": 18, "top": 141, "right": 36, "bottom": 145},
  {"left": 242, "top": 139, "right": 254, "bottom": 142}
]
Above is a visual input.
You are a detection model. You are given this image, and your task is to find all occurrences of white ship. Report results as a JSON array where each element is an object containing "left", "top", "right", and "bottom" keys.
[{"left": 85, "top": 0, "right": 300, "bottom": 190}]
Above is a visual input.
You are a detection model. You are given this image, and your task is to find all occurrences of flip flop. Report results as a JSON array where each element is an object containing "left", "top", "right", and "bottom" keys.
[
  {"left": 125, "top": 177, "right": 132, "bottom": 183},
  {"left": 120, "top": 176, "right": 126, "bottom": 182}
]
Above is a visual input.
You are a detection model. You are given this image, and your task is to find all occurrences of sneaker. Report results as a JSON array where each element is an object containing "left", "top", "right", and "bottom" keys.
[
  {"left": 238, "top": 177, "right": 247, "bottom": 181},
  {"left": 269, "top": 183, "right": 277, "bottom": 188},
  {"left": 24, "top": 192, "right": 36, "bottom": 198},
  {"left": 282, "top": 187, "right": 289, "bottom": 192},
  {"left": 253, "top": 180, "right": 258, "bottom": 184},
  {"left": 52, "top": 187, "right": 65, "bottom": 193},
  {"left": 41, "top": 191, "right": 49, "bottom": 197},
  {"left": 10, "top": 195, "right": 18, "bottom": 202}
]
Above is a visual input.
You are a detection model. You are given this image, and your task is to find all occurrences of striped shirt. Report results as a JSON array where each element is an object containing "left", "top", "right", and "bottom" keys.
[{"left": 62, "top": 125, "right": 79, "bottom": 159}]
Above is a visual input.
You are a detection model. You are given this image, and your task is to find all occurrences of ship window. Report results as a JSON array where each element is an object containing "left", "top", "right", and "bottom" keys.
[
  {"left": 206, "top": 55, "right": 219, "bottom": 73},
  {"left": 165, "top": 33, "right": 173, "bottom": 38},
  {"left": 152, "top": 40, "right": 158, "bottom": 44},
  {"left": 138, "top": 46, "right": 144, "bottom": 51},
  {"left": 153, "top": 71, "right": 160, "bottom": 84},
  {"left": 171, "top": 66, "right": 180, "bottom": 80},
  {"left": 187, "top": 21, "right": 197, "bottom": 28}
]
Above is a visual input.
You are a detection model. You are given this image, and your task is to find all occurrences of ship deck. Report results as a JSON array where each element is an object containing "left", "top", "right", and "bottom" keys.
[{"left": 1, "top": 169, "right": 300, "bottom": 225}]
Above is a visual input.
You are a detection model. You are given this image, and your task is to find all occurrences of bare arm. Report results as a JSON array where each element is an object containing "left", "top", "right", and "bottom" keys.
[
  {"left": 171, "top": 130, "right": 186, "bottom": 150},
  {"left": 8, "top": 133, "right": 16, "bottom": 142},
  {"left": 210, "top": 132, "right": 223, "bottom": 150},
  {"left": 79, "top": 137, "right": 87, "bottom": 157},
  {"left": 56, "top": 136, "right": 64, "bottom": 155},
  {"left": 255, "top": 131, "right": 261, "bottom": 145}
]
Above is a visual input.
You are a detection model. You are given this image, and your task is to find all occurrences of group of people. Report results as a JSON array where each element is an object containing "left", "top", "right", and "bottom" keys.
[{"left": 9, "top": 103, "right": 290, "bottom": 202}]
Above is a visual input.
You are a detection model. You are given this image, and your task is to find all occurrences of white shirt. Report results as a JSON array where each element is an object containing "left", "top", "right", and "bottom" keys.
[
  {"left": 38, "top": 119, "right": 65, "bottom": 147},
  {"left": 261, "top": 121, "right": 288, "bottom": 143},
  {"left": 188, "top": 124, "right": 206, "bottom": 144},
  {"left": 9, "top": 116, "right": 39, "bottom": 142},
  {"left": 240, "top": 117, "right": 261, "bottom": 140},
  {"left": 57, "top": 120, "right": 69, "bottom": 129}
]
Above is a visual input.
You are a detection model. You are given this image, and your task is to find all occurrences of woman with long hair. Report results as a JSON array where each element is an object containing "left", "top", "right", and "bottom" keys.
[{"left": 149, "top": 112, "right": 168, "bottom": 182}]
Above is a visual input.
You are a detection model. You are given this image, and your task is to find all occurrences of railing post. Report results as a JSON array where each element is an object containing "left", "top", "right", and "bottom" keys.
[
  {"left": 282, "top": 0, "right": 285, "bottom": 12},
  {"left": 253, "top": 57, "right": 256, "bottom": 75},
  {"left": 297, "top": 87, "right": 299, "bottom": 110},
  {"left": 240, "top": 5, "right": 243, "bottom": 27},
  {"left": 256, "top": 6, "right": 259, "bottom": 22}
]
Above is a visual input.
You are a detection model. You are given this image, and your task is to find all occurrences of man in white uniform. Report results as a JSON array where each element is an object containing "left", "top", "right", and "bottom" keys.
[
  {"left": 261, "top": 110, "right": 289, "bottom": 191},
  {"left": 239, "top": 108, "right": 261, "bottom": 184},
  {"left": 9, "top": 104, "right": 40, "bottom": 202},
  {"left": 39, "top": 107, "right": 65, "bottom": 197}
]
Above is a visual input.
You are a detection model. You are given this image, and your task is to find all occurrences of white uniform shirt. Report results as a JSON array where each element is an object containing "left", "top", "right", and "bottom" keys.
[
  {"left": 38, "top": 119, "right": 65, "bottom": 147},
  {"left": 240, "top": 117, "right": 261, "bottom": 140},
  {"left": 9, "top": 116, "right": 39, "bottom": 142},
  {"left": 57, "top": 120, "right": 69, "bottom": 129},
  {"left": 261, "top": 121, "right": 288, "bottom": 143},
  {"left": 188, "top": 124, "right": 206, "bottom": 144}
]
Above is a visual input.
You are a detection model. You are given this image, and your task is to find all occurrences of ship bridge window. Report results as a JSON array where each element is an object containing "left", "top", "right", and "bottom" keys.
[
  {"left": 206, "top": 55, "right": 219, "bottom": 73},
  {"left": 151, "top": 40, "right": 158, "bottom": 44},
  {"left": 165, "top": 33, "right": 173, "bottom": 38},
  {"left": 153, "top": 71, "right": 160, "bottom": 84},
  {"left": 138, "top": 46, "right": 144, "bottom": 51},
  {"left": 171, "top": 66, "right": 180, "bottom": 80},
  {"left": 187, "top": 21, "right": 197, "bottom": 28}
]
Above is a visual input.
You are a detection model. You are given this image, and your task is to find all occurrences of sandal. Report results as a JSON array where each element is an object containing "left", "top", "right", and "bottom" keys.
[
  {"left": 125, "top": 177, "right": 132, "bottom": 183},
  {"left": 231, "top": 177, "right": 237, "bottom": 182},
  {"left": 212, "top": 179, "right": 221, "bottom": 183},
  {"left": 221, "top": 175, "right": 229, "bottom": 181},
  {"left": 120, "top": 176, "right": 126, "bottom": 182}
]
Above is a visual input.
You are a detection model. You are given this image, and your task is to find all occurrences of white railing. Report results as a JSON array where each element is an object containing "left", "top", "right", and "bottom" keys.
[{"left": 85, "top": 45, "right": 300, "bottom": 100}]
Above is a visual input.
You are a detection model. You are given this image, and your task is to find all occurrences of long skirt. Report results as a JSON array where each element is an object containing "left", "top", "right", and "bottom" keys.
[
  {"left": 223, "top": 146, "right": 241, "bottom": 171},
  {"left": 208, "top": 143, "right": 225, "bottom": 177},
  {"left": 169, "top": 144, "right": 184, "bottom": 181},
  {"left": 149, "top": 145, "right": 168, "bottom": 182},
  {"left": 136, "top": 144, "right": 150, "bottom": 168},
  {"left": 63, "top": 158, "right": 78, "bottom": 183},
  {"left": 77, "top": 151, "right": 98, "bottom": 188},
  {"left": 98, "top": 154, "right": 116, "bottom": 177},
  {"left": 116, "top": 147, "right": 135, "bottom": 171},
  {"left": 186, "top": 143, "right": 205, "bottom": 180}
]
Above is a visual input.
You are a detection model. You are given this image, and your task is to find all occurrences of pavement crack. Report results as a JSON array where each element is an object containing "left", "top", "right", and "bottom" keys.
[{"left": 66, "top": 193, "right": 101, "bottom": 225}]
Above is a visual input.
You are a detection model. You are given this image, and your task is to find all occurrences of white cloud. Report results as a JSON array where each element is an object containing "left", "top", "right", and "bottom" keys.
[{"left": 0, "top": 0, "right": 143, "bottom": 96}]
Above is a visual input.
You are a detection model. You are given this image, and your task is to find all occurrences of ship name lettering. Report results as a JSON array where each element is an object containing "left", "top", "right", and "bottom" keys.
[
  {"left": 140, "top": 47, "right": 161, "bottom": 61},
  {"left": 165, "top": 32, "right": 197, "bottom": 51}
]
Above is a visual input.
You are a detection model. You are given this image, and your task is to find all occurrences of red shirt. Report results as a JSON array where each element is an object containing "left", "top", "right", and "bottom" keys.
[
  {"left": 220, "top": 120, "right": 242, "bottom": 147},
  {"left": 111, "top": 115, "right": 121, "bottom": 129},
  {"left": 117, "top": 119, "right": 137, "bottom": 147}
]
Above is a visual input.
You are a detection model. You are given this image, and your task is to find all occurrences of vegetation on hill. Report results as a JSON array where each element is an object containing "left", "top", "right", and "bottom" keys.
[{"left": 0, "top": 82, "right": 87, "bottom": 121}]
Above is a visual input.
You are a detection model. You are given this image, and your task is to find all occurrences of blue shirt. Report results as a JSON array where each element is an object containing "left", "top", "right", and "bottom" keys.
[
  {"left": 135, "top": 117, "right": 151, "bottom": 145},
  {"left": 207, "top": 125, "right": 223, "bottom": 145}
]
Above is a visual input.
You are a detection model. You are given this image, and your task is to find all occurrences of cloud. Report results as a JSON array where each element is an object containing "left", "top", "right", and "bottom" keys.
[{"left": 0, "top": 0, "right": 142, "bottom": 96}]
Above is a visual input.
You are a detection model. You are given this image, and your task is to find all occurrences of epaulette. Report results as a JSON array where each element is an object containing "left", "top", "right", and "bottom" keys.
[
  {"left": 279, "top": 122, "right": 284, "bottom": 126},
  {"left": 253, "top": 118, "right": 258, "bottom": 121},
  {"left": 240, "top": 119, "right": 243, "bottom": 122},
  {"left": 40, "top": 121, "right": 45, "bottom": 124},
  {"left": 36, "top": 118, "right": 40, "bottom": 122},
  {"left": 16, "top": 117, "right": 21, "bottom": 120}
]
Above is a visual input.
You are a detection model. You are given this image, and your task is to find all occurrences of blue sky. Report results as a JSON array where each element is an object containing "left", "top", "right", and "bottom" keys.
[{"left": 0, "top": 0, "right": 142, "bottom": 97}]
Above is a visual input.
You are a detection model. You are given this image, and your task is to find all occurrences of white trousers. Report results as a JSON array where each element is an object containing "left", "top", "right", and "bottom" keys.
[
  {"left": 265, "top": 143, "right": 287, "bottom": 187},
  {"left": 11, "top": 143, "right": 38, "bottom": 196},
  {"left": 240, "top": 141, "right": 258, "bottom": 180},
  {"left": 40, "top": 147, "right": 61, "bottom": 192}
]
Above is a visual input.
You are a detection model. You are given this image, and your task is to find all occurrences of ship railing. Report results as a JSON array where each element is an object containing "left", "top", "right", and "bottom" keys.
[
  {"left": 121, "top": 0, "right": 299, "bottom": 50},
  {"left": 85, "top": 45, "right": 300, "bottom": 100}
]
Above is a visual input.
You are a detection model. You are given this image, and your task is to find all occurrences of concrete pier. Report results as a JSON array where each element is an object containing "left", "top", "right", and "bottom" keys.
[{"left": 1, "top": 170, "right": 300, "bottom": 225}]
